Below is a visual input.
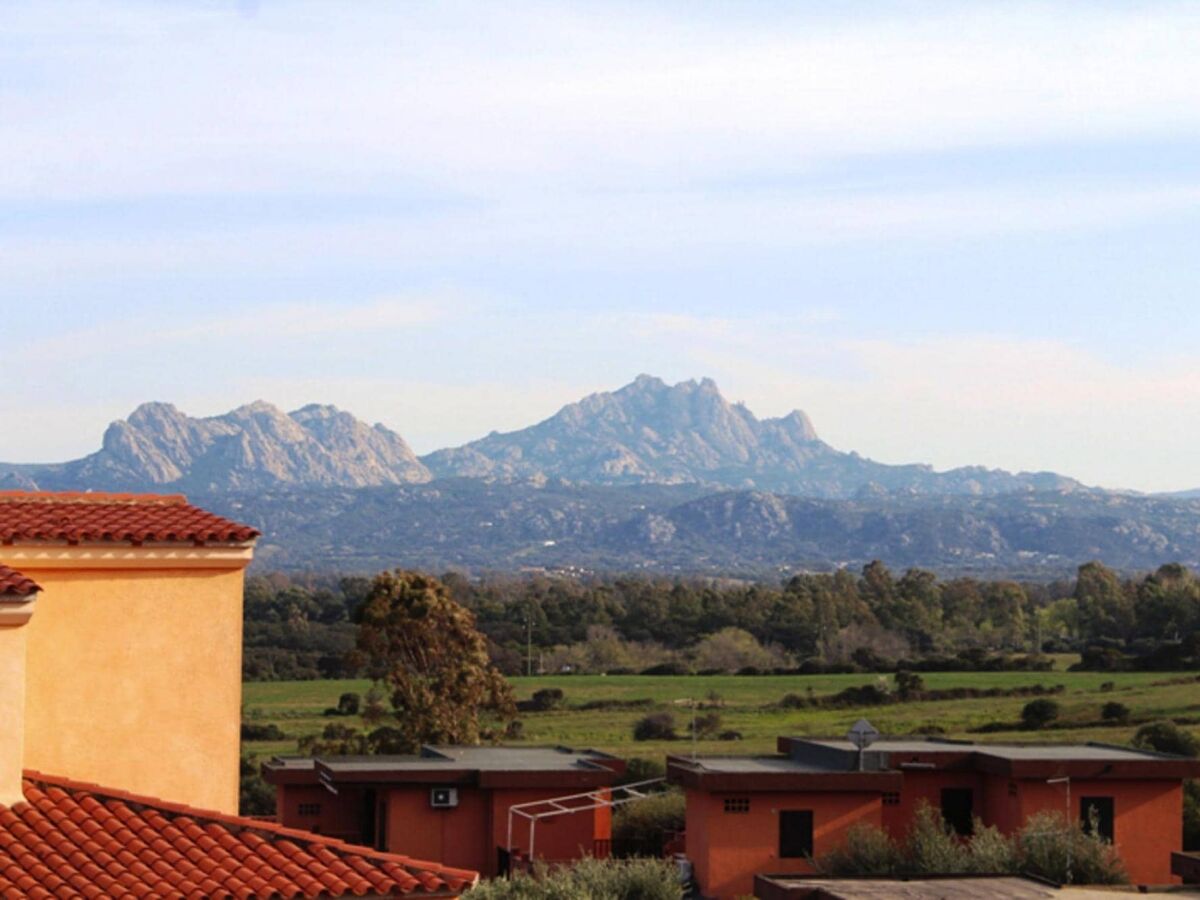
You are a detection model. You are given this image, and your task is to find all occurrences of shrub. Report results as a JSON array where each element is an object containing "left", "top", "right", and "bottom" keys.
[
  {"left": 819, "top": 804, "right": 1124, "bottom": 884},
  {"left": 504, "top": 720, "right": 525, "bottom": 740},
  {"left": 817, "top": 822, "right": 901, "bottom": 876},
  {"left": 965, "top": 823, "right": 1017, "bottom": 873},
  {"left": 1020, "top": 698, "right": 1060, "bottom": 729},
  {"left": 337, "top": 691, "right": 361, "bottom": 715},
  {"left": 1132, "top": 721, "right": 1200, "bottom": 757},
  {"left": 1100, "top": 681, "right": 1116, "bottom": 692},
  {"left": 517, "top": 688, "right": 565, "bottom": 712},
  {"left": 238, "top": 757, "right": 275, "bottom": 816},
  {"left": 633, "top": 712, "right": 677, "bottom": 742},
  {"left": 894, "top": 670, "right": 925, "bottom": 700},
  {"left": 902, "top": 803, "right": 969, "bottom": 873},
  {"left": 619, "top": 757, "right": 665, "bottom": 785},
  {"left": 240, "top": 723, "right": 286, "bottom": 741},
  {"left": 640, "top": 662, "right": 691, "bottom": 676},
  {"left": 688, "top": 712, "right": 722, "bottom": 739},
  {"left": 1100, "top": 702, "right": 1130, "bottom": 724},
  {"left": 464, "top": 857, "right": 682, "bottom": 900},
  {"left": 612, "top": 789, "right": 685, "bottom": 850},
  {"left": 1015, "top": 811, "right": 1126, "bottom": 884}
]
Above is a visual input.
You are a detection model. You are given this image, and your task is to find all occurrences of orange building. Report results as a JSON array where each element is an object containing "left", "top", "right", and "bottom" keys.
[
  {"left": 265, "top": 746, "right": 625, "bottom": 876},
  {"left": 0, "top": 491, "right": 259, "bottom": 814},
  {"left": 0, "top": 491, "right": 481, "bottom": 897},
  {"left": 669, "top": 735, "right": 1200, "bottom": 898}
]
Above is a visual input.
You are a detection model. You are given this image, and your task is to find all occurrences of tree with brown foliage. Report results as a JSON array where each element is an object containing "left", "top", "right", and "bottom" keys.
[{"left": 355, "top": 570, "right": 515, "bottom": 751}]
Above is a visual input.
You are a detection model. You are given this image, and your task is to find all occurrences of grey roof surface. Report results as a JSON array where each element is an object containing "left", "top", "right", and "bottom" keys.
[
  {"left": 315, "top": 746, "right": 616, "bottom": 773},
  {"left": 675, "top": 756, "right": 844, "bottom": 775},
  {"left": 802, "top": 739, "right": 1171, "bottom": 762}
]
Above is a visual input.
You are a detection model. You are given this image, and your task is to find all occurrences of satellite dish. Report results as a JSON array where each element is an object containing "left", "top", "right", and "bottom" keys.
[{"left": 847, "top": 719, "right": 880, "bottom": 751}]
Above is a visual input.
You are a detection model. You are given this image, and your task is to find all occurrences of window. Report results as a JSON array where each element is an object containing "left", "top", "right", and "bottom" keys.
[
  {"left": 297, "top": 802, "right": 321, "bottom": 816},
  {"left": 1080, "top": 796, "right": 1114, "bottom": 842},
  {"left": 882, "top": 792, "right": 900, "bottom": 806},
  {"left": 779, "top": 810, "right": 814, "bottom": 858},
  {"left": 723, "top": 797, "right": 750, "bottom": 814},
  {"left": 940, "top": 788, "right": 974, "bottom": 836}
]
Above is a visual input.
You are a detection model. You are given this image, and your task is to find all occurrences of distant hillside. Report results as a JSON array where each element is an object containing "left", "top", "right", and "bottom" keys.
[
  {"left": 1, "top": 401, "right": 430, "bottom": 491},
  {"left": 7, "top": 375, "right": 1189, "bottom": 576},
  {"left": 422, "top": 375, "right": 1079, "bottom": 498},
  {"left": 193, "top": 481, "right": 1200, "bottom": 576}
]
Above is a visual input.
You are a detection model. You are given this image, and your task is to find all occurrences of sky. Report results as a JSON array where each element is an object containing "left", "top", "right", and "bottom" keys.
[{"left": 3, "top": 1, "right": 1200, "bottom": 492}]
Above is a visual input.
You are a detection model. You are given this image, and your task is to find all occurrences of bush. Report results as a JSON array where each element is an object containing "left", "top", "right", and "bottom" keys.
[
  {"left": 612, "top": 789, "right": 685, "bottom": 850},
  {"left": 1132, "top": 720, "right": 1200, "bottom": 757},
  {"left": 1100, "top": 702, "right": 1130, "bottom": 724},
  {"left": 633, "top": 712, "right": 677, "bottom": 742},
  {"left": 817, "top": 822, "right": 902, "bottom": 876},
  {"left": 1021, "top": 698, "right": 1060, "bottom": 729},
  {"left": 640, "top": 662, "right": 691, "bottom": 676},
  {"left": 1015, "top": 811, "right": 1126, "bottom": 885},
  {"left": 618, "top": 757, "right": 665, "bottom": 785},
  {"left": 818, "top": 803, "right": 1125, "bottom": 885},
  {"left": 903, "top": 803, "right": 969, "bottom": 873},
  {"left": 240, "top": 723, "right": 286, "bottom": 741},
  {"left": 465, "top": 858, "right": 682, "bottom": 900},
  {"left": 688, "top": 712, "right": 722, "bottom": 739},
  {"left": 504, "top": 720, "right": 525, "bottom": 740},
  {"left": 238, "top": 757, "right": 275, "bottom": 816},
  {"left": 517, "top": 688, "right": 565, "bottom": 713},
  {"left": 1100, "top": 681, "right": 1116, "bottom": 692},
  {"left": 894, "top": 670, "right": 925, "bottom": 700}
]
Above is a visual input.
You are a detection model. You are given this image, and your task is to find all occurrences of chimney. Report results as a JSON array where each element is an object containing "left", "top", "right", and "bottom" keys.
[{"left": 0, "top": 567, "right": 40, "bottom": 806}]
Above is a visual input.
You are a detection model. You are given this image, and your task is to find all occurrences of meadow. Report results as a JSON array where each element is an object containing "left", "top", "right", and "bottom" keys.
[{"left": 241, "top": 659, "right": 1200, "bottom": 766}]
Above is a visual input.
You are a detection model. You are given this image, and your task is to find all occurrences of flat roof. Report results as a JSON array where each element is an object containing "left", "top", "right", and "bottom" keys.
[
  {"left": 319, "top": 746, "right": 617, "bottom": 773},
  {"left": 263, "top": 745, "right": 625, "bottom": 789},
  {"left": 804, "top": 738, "right": 1175, "bottom": 763},
  {"left": 670, "top": 756, "right": 845, "bottom": 776}
]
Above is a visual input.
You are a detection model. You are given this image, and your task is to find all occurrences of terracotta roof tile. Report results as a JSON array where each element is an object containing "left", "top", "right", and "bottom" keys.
[
  {"left": 1, "top": 773, "right": 477, "bottom": 898},
  {"left": 0, "top": 563, "right": 40, "bottom": 597},
  {"left": 0, "top": 492, "right": 259, "bottom": 546}
]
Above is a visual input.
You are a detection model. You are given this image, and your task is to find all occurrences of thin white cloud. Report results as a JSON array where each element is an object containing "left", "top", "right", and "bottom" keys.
[
  {"left": 25, "top": 295, "right": 461, "bottom": 359},
  {"left": 3, "top": 3, "right": 1200, "bottom": 200}
]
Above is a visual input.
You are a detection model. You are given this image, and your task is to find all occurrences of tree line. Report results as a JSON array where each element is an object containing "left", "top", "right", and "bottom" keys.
[{"left": 241, "top": 560, "right": 1200, "bottom": 680}]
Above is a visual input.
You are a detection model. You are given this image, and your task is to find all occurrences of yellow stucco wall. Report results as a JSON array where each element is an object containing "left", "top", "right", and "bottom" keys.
[
  {"left": 0, "top": 615, "right": 30, "bottom": 806},
  {"left": 13, "top": 558, "right": 246, "bottom": 814}
]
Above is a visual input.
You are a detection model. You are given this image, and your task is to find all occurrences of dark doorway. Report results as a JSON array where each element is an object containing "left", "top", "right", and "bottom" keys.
[
  {"left": 1080, "top": 796, "right": 1114, "bottom": 842},
  {"left": 940, "top": 788, "right": 974, "bottom": 836},
  {"left": 360, "top": 789, "right": 378, "bottom": 848},
  {"left": 779, "top": 810, "right": 814, "bottom": 858}
]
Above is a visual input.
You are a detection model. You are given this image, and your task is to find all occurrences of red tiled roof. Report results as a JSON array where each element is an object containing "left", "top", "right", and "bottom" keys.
[
  {"left": 0, "top": 492, "right": 260, "bottom": 546},
  {"left": 0, "top": 772, "right": 478, "bottom": 899},
  {"left": 0, "top": 563, "right": 39, "bottom": 597}
]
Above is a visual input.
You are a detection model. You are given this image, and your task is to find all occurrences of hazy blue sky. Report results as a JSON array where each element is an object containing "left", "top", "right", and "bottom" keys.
[{"left": 4, "top": 2, "right": 1200, "bottom": 491}]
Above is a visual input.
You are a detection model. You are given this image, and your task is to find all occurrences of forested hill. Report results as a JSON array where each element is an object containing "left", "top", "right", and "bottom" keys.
[{"left": 200, "top": 480, "right": 1200, "bottom": 577}]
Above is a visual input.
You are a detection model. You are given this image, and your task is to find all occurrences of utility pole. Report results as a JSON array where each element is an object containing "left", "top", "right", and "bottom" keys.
[{"left": 526, "top": 607, "right": 533, "bottom": 677}]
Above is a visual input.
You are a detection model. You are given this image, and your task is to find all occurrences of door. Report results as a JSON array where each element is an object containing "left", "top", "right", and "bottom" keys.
[
  {"left": 940, "top": 788, "right": 974, "bottom": 836},
  {"left": 779, "top": 810, "right": 814, "bottom": 859},
  {"left": 1080, "top": 796, "right": 1114, "bottom": 842}
]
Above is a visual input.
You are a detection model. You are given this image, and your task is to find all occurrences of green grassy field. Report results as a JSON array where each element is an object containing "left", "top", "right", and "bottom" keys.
[{"left": 241, "top": 660, "right": 1200, "bottom": 766}]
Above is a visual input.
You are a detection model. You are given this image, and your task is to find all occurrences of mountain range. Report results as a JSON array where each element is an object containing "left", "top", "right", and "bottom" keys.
[
  {"left": 2, "top": 375, "right": 1077, "bottom": 498},
  {"left": 3, "top": 375, "right": 1196, "bottom": 576}
]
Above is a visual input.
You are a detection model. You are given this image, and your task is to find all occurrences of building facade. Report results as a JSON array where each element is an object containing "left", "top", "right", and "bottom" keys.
[
  {"left": 265, "top": 746, "right": 625, "bottom": 877},
  {"left": 0, "top": 491, "right": 258, "bottom": 813},
  {"left": 669, "top": 735, "right": 1200, "bottom": 898}
]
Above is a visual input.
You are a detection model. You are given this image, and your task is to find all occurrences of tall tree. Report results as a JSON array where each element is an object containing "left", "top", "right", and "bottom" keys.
[{"left": 355, "top": 570, "right": 515, "bottom": 751}]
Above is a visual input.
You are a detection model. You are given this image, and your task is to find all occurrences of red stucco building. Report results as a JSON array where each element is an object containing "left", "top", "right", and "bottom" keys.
[
  {"left": 264, "top": 746, "right": 625, "bottom": 878},
  {"left": 668, "top": 735, "right": 1200, "bottom": 898}
]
